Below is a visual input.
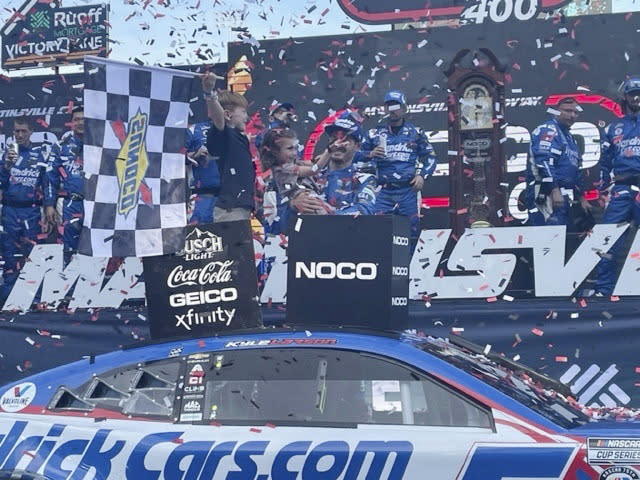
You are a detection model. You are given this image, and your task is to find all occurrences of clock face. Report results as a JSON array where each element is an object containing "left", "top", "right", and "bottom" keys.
[{"left": 460, "top": 84, "right": 493, "bottom": 130}]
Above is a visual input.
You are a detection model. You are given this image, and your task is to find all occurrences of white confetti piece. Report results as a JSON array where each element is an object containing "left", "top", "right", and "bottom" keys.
[
  {"left": 25, "top": 337, "right": 35, "bottom": 345},
  {"left": 550, "top": 54, "right": 562, "bottom": 62},
  {"left": 435, "top": 59, "right": 444, "bottom": 67},
  {"left": 294, "top": 218, "right": 303, "bottom": 232},
  {"left": 483, "top": 344, "right": 492, "bottom": 355},
  {"left": 570, "top": 312, "right": 579, "bottom": 319}
]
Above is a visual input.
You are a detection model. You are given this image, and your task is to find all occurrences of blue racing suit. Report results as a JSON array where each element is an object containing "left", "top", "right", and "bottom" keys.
[
  {"left": 361, "top": 121, "right": 437, "bottom": 238},
  {"left": 45, "top": 132, "right": 84, "bottom": 254},
  {"left": 595, "top": 114, "right": 640, "bottom": 294},
  {"left": 186, "top": 121, "right": 220, "bottom": 224},
  {"left": 524, "top": 118, "right": 584, "bottom": 226},
  {"left": 319, "top": 164, "right": 377, "bottom": 215},
  {"left": 0, "top": 143, "right": 48, "bottom": 297}
]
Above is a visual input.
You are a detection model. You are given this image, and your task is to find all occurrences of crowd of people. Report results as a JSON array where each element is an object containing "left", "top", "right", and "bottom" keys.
[{"left": 1, "top": 72, "right": 640, "bottom": 300}]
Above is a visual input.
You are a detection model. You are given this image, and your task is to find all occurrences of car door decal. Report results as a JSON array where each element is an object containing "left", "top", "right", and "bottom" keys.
[{"left": 458, "top": 443, "right": 578, "bottom": 480}]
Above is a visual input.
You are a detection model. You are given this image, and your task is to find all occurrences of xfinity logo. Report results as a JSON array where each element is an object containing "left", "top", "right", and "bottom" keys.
[
  {"left": 393, "top": 236, "right": 409, "bottom": 246},
  {"left": 295, "top": 262, "right": 377, "bottom": 280}
]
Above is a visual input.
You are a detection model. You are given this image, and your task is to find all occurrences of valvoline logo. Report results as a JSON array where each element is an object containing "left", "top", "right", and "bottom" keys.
[
  {"left": 0, "top": 382, "right": 36, "bottom": 413},
  {"left": 114, "top": 110, "right": 151, "bottom": 217}
]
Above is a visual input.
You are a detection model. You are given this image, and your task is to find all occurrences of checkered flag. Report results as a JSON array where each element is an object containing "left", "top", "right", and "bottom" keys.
[{"left": 78, "top": 56, "right": 194, "bottom": 257}]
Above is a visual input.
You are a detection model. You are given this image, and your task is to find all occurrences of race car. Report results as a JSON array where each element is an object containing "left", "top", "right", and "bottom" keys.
[{"left": 0, "top": 328, "right": 639, "bottom": 480}]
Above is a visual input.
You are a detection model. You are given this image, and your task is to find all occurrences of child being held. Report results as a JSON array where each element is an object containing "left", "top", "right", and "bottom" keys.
[{"left": 259, "top": 128, "right": 330, "bottom": 212}]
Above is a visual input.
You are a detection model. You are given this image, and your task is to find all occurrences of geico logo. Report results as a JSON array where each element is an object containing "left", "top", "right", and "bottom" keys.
[
  {"left": 169, "top": 288, "right": 238, "bottom": 307},
  {"left": 391, "top": 297, "right": 408, "bottom": 306},
  {"left": 295, "top": 262, "right": 377, "bottom": 280},
  {"left": 393, "top": 236, "right": 409, "bottom": 246},
  {"left": 392, "top": 266, "right": 408, "bottom": 276}
]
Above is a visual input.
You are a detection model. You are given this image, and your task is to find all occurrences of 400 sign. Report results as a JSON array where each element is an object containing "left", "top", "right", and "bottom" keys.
[{"left": 336, "top": 0, "right": 570, "bottom": 25}]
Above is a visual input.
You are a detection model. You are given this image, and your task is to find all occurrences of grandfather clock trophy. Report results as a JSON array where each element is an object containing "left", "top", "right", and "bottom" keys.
[{"left": 445, "top": 49, "right": 507, "bottom": 235}]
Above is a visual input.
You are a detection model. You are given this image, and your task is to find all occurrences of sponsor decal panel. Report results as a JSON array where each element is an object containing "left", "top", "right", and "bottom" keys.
[
  {"left": 0, "top": 421, "right": 413, "bottom": 479},
  {"left": 0, "top": 382, "right": 36, "bottom": 413},
  {"left": 589, "top": 438, "right": 640, "bottom": 465}
]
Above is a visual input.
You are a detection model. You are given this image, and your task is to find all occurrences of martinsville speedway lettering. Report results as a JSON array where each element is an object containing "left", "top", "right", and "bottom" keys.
[
  {"left": 4, "top": 223, "right": 640, "bottom": 311},
  {"left": 0, "top": 421, "right": 412, "bottom": 479}
]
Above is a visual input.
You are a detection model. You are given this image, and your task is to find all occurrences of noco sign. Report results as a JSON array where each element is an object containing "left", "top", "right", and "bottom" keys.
[
  {"left": 0, "top": 0, "right": 108, "bottom": 70},
  {"left": 337, "top": 0, "right": 572, "bottom": 25}
]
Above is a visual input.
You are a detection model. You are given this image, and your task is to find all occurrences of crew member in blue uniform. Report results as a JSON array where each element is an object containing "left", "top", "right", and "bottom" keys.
[
  {"left": 595, "top": 77, "right": 640, "bottom": 295},
  {"left": 524, "top": 97, "right": 592, "bottom": 226},
  {"left": 45, "top": 106, "right": 85, "bottom": 259},
  {"left": 255, "top": 101, "right": 296, "bottom": 150},
  {"left": 361, "top": 90, "right": 437, "bottom": 241},
  {"left": 0, "top": 117, "right": 49, "bottom": 298},
  {"left": 186, "top": 120, "right": 220, "bottom": 224}
]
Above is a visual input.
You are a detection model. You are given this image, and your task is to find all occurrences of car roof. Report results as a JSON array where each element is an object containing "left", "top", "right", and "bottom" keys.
[{"left": 2, "top": 328, "right": 582, "bottom": 433}]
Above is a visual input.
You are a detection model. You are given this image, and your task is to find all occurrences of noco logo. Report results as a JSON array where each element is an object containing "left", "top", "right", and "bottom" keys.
[
  {"left": 337, "top": 0, "right": 572, "bottom": 25},
  {"left": 115, "top": 110, "right": 149, "bottom": 217},
  {"left": 295, "top": 262, "right": 377, "bottom": 280}
]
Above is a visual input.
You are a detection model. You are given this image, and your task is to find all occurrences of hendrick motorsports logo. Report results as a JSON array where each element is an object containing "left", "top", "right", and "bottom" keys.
[
  {"left": 114, "top": 110, "right": 151, "bottom": 218},
  {"left": 0, "top": 382, "right": 36, "bottom": 413}
]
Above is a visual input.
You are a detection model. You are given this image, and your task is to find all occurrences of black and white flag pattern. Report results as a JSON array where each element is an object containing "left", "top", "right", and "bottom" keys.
[{"left": 79, "top": 56, "right": 193, "bottom": 257}]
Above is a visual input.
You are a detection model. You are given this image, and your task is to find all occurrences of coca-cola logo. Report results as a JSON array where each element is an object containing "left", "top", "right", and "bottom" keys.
[{"left": 167, "top": 260, "right": 234, "bottom": 288}]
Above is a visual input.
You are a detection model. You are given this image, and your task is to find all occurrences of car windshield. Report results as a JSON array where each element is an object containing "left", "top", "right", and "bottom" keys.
[{"left": 405, "top": 333, "right": 592, "bottom": 429}]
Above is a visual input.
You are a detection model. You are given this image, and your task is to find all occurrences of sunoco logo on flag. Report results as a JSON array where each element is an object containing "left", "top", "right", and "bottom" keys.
[{"left": 115, "top": 110, "right": 150, "bottom": 217}]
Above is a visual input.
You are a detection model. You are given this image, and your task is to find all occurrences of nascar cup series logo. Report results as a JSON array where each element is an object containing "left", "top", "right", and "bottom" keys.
[
  {"left": 0, "top": 382, "right": 36, "bottom": 413},
  {"left": 115, "top": 110, "right": 150, "bottom": 218}
]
